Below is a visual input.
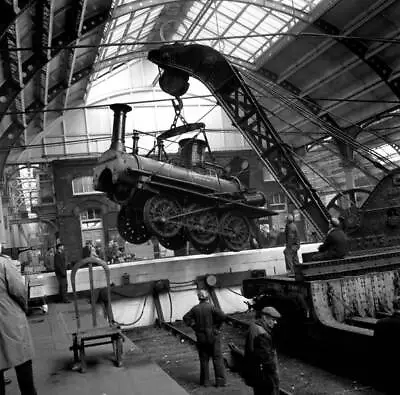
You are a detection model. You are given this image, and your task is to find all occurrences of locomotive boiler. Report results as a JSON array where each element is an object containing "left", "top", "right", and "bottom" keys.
[{"left": 93, "top": 103, "right": 277, "bottom": 253}]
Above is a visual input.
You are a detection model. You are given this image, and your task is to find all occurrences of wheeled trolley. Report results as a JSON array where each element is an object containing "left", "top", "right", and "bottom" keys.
[{"left": 69, "top": 257, "right": 124, "bottom": 373}]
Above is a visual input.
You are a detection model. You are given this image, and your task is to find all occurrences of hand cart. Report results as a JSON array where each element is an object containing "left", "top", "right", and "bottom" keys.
[{"left": 70, "top": 257, "right": 123, "bottom": 373}]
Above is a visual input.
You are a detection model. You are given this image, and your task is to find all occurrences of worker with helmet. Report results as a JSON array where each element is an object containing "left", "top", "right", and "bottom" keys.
[
  {"left": 244, "top": 306, "right": 281, "bottom": 395},
  {"left": 183, "top": 289, "right": 227, "bottom": 387}
]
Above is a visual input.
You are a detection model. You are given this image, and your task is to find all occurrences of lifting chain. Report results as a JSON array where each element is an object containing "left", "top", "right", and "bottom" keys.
[{"left": 170, "top": 97, "right": 187, "bottom": 130}]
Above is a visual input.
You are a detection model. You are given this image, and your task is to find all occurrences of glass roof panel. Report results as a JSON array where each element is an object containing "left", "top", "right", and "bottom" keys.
[
  {"left": 127, "top": 15, "right": 147, "bottom": 32},
  {"left": 90, "top": 0, "right": 327, "bottom": 84},
  {"left": 174, "top": 0, "right": 325, "bottom": 63},
  {"left": 231, "top": 46, "right": 252, "bottom": 60},
  {"left": 115, "top": 13, "right": 130, "bottom": 27},
  {"left": 110, "top": 25, "right": 126, "bottom": 42}
]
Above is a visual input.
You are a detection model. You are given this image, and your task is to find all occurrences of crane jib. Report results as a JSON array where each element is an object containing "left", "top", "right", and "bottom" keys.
[{"left": 148, "top": 44, "right": 330, "bottom": 236}]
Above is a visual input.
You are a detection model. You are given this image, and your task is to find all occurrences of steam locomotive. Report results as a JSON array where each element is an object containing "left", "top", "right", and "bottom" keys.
[{"left": 93, "top": 104, "right": 277, "bottom": 254}]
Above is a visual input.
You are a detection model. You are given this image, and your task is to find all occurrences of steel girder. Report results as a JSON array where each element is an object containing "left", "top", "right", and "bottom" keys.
[
  {"left": 0, "top": 10, "right": 109, "bottom": 176},
  {"left": 113, "top": 0, "right": 307, "bottom": 20},
  {"left": 48, "top": 65, "right": 93, "bottom": 104},
  {"left": 148, "top": 44, "right": 331, "bottom": 235},
  {"left": 0, "top": 9, "right": 109, "bottom": 125},
  {"left": 33, "top": 0, "right": 51, "bottom": 130},
  {"left": 257, "top": 67, "right": 357, "bottom": 160},
  {"left": 62, "top": 0, "right": 88, "bottom": 108},
  {"left": 247, "top": 69, "right": 382, "bottom": 181},
  {"left": 1, "top": 16, "right": 26, "bottom": 128},
  {"left": 0, "top": 122, "right": 25, "bottom": 179},
  {"left": 0, "top": 0, "right": 31, "bottom": 39},
  {"left": 313, "top": 17, "right": 400, "bottom": 101}
]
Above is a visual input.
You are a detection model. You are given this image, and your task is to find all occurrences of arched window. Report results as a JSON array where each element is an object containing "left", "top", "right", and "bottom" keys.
[{"left": 72, "top": 176, "right": 100, "bottom": 195}]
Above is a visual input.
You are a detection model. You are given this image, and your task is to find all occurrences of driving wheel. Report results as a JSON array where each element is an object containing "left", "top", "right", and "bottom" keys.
[
  {"left": 117, "top": 206, "right": 151, "bottom": 244},
  {"left": 185, "top": 204, "right": 219, "bottom": 246},
  {"left": 191, "top": 238, "right": 219, "bottom": 254},
  {"left": 158, "top": 234, "right": 187, "bottom": 251},
  {"left": 143, "top": 195, "right": 182, "bottom": 239},
  {"left": 219, "top": 211, "right": 250, "bottom": 251}
]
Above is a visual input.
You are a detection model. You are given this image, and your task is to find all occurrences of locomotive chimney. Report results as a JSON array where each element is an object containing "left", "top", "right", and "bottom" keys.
[{"left": 110, "top": 103, "right": 132, "bottom": 151}]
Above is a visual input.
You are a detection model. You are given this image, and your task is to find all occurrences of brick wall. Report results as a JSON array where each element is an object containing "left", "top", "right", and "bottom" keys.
[{"left": 52, "top": 158, "right": 119, "bottom": 264}]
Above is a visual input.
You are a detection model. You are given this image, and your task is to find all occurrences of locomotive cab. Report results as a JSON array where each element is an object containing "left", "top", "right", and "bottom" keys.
[{"left": 178, "top": 138, "right": 207, "bottom": 168}]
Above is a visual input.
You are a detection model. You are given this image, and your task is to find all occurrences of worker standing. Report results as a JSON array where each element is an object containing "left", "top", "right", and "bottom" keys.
[
  {"left": 283, "top": 214, "right": 300, "bottom": 274},
  {"left": 183, "top": 290, "right": 227, "bottom": 387},
  {"left": 54, "top": 243, "right": 70, "bottom": 303},
  {"left": 244, "top": 306, "right": 281, "bottom": 395}
]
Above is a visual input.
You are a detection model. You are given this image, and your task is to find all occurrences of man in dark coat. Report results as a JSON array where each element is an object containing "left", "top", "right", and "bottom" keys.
[
  {"left": 312, "top": 217, "right": 348, "bottom": 261},
  {"left": 54, "top": 243, "right": 70, "bottom": 303},
  {"left": 283, "top": 214, "right": 300, "bottom": 273},
  {"left": 244, "top": 306, "right": 281, "bottom": 395},
  {"left": 373, "top": 297, "right": 400, "bottom": 394},
  {"left": 183, "top": 290, "right": 227, "bottom": 387},
  {"left": 0, "top": 253, "right": 38, "bottom": 394}
]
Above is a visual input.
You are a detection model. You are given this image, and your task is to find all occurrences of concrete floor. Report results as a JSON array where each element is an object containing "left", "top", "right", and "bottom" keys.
[{"left": 5, "top": 301, "right": 189, "bottom": 395}]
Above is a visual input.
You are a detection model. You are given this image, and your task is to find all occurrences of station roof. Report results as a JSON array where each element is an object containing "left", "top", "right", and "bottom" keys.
[{"left": 1, "top": 0, "right": 400, "bottom": 192}]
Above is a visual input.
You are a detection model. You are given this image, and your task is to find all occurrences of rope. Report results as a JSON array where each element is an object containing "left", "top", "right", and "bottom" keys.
[
  {"left": 112, "top": 295, "right": 148, "bottom": 327},
  {"left": 168, "top": 291, "right": 173, "bottom": 323},
  {"left": 227, "top": 287, "right": 244, "bottom": 297}
]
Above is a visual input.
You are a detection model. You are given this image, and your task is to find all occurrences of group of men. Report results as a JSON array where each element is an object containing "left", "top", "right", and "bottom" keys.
[
  {"left": 183, "top": 290, "right": 282, "bottom": 394},
  {"left": 284, "top": 214, "right": 349, "bottom": 273},
  {"left": 182, "top": 213, "right": 352, "bottom": 393}
]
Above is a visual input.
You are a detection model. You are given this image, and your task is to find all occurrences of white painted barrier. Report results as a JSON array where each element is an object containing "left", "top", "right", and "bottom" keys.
[{"left": 31, "top": 243, "right": 321, "bottom": 328}]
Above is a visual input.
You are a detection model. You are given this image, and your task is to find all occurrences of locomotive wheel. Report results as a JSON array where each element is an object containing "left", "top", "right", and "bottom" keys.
[
  {"left": 158, "top": 234, "right": 187, "bottom": 251},
  {"left": 185, "top": 204, "right": 219, "bottom": 246},
  {"left": 191, "top": 238, "right": 219, "bottom": 254},
  {"left": 327, "top": 188, "right": 370, "bottom": 234},
  {"left": 117, "top": 206, "right": 151, "bottom": 244},
  {"left": 143, "top": 195, "right": 182, "bottom": 239},
  {"left": 219, "top": 212, "right": 250, "bottom": 252}
]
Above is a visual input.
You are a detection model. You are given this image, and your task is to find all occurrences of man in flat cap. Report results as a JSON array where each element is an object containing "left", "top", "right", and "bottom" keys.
[
  {"left": 312, "top": 217, "right": 348, "bottom": 261},
  {"left": 244, "top": 306, "right": 281, "bottom": 395},
  {"left": 183, "top": 289, "right": 227, "bottom": 387},
  {"left": 373, "top": 296, "right": 400, "bottom": 394}
]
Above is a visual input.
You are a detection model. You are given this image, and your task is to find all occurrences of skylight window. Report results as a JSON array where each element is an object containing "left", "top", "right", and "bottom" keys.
[
  {"left": 89, "top": 0, "right": 326, "bottom": 84},
  {"left": 374, "top": 144, "right": 400, "bottom": 163},
  {"left": 174, "top": 0, "right": 325, "bottom": 63}
]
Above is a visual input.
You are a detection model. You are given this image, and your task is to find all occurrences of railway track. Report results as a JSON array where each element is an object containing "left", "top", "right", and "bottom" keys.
[{"left": 125, "top": 312, "right": 383, "bottom": 395}]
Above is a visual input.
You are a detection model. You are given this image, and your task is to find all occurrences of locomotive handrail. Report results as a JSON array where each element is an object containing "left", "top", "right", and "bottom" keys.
[{"left": 148, "top": 44, "right": 330, "bottom": 236}]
